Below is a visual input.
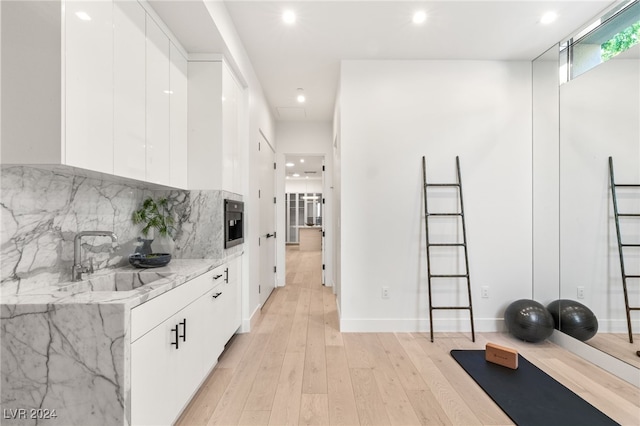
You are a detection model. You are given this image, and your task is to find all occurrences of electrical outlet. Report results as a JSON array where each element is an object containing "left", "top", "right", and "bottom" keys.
[
  {"left": 481, "top": 286, "right": 489, "bottom": 298},
  {"left": 382, "top": 287, "right": 390, "bottom": 299},
  {"left": 577, "top": 286, "right": 585, "bottom": 299}
]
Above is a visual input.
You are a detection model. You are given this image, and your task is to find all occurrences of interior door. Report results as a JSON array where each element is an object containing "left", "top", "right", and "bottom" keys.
[{"left": 259, "top": 134, "right": 276, "bottom": 306}]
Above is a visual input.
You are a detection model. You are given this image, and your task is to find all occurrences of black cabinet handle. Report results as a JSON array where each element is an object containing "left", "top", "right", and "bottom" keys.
[
  {"left": 266, "top": 233, "right": 274, "bottom": 238},
  {"left": 212, "top": 274, "right": 223, "bottom": 280},
  {"left": 224, "top": 267, "right": 229, "bottom": 283},
  {"left": 171, "top": 325, "right": 180, "bottom": 349},
  {"left": 212, "top": 292, "right": 222, "bottom": 299},
  {"left": 179, "top": 319, "right": 186, "bottom": 342}
]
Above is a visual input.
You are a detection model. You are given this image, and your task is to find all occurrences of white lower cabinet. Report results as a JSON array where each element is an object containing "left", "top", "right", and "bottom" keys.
[
  {"left": 130, "top": 259, "right": 241, "bottom": 425},
  {"left": 131, "top": 310, "right": 190, "bottom": 425}
]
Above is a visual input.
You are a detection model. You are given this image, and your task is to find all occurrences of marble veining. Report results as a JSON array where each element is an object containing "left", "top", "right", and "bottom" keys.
[
  {"left": 1, "top": 165, "right": 244, "bottom": 425},
  {"left": 1, "top": 166, "right": 242, "bottom": 295},
  {"left": 1, "top": 302, "right": 127, "bottom": 425},
  {"left": 169, "top": 189, "right": 243, "bottom": 260},
  {"left": 0, "top": 257, "right": 236, "bottom": 425}
]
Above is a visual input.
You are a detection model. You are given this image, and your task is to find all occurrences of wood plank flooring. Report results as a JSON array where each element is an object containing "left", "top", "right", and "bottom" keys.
[
  {"left": 177, "top": 246, "right": 640, "bottom": 425},
  {"left": 586, "top": 332, "right": 640, "bottom": 369}
]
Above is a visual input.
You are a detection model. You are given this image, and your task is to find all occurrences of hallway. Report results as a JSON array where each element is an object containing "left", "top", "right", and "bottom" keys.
[{"left": 177, "top": 247, "right": 639, "bottom": 425}]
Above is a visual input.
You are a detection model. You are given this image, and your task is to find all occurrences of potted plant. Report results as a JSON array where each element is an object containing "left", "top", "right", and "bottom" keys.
[{"left": 132, "top": 197, "right": 175, "bottom": 254}]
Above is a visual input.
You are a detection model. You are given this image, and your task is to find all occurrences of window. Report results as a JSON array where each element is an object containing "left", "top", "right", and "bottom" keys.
[{"left": 560, "top": 0, "right": 639, "bottom": 83}]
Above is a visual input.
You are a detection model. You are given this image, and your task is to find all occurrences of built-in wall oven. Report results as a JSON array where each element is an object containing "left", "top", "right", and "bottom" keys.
[{"left": 224, "top": 199, "right": 244, "bottom": 248}]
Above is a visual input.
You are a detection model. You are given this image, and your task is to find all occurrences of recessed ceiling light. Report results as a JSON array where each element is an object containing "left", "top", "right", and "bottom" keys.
[
  {"left": 293, "top": 173, "right": 300, "bottom": 177},
  {"left": 300, "top": 158, "right": 305, "bottom": 163},
  {"left": 75, "top": 11, "right": 92, "bottom": 21},
  {"left": 282, "top": 10, "right": 296, "bottom": 25},
  {"left": 412, "top": 11, "right": 427, "bottom": 25},
  {"left": 540, "top": 11, "right": 558, "bottom": 25},
  {"left": 286, "top": 162, "right": 294, "bottom": 167},
  {"left": 296, "top": 88, "right": 305, "bottom": 103}
]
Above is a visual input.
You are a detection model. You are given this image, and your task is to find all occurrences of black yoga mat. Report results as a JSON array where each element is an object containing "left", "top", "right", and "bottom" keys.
[{"left": 450, "top": 350, "right": 619, "bottom": 426}]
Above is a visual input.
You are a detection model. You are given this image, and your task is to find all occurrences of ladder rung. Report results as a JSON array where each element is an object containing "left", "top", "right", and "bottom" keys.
[
  {"left": 621, "top": 244, "right": 640, "bottom": 247},
  {"left": 614, "top": 184, "right": 640, "bottom": 187},
  {"left": 618, "top": 214, "right": 640, "bottom": 217},
  {"left": 430, "top": 274, "right": 468, "bottom": 278},
  {"left": 630, "top": 307, "right": 640, "bottom": 310},
  {"left": 432, "top": 306, "right": 472, "bottom": 310},
  {"left": 425, "top": 183, "right": 460, "bottom": 187},
  {"left": 427, "top": 213, "right": 462, "bottom": 216},
  {"left": 625, "top": 275, "right": 640, "bottom": 278},
  {"left": 428, "top": 243, "right": 465, "bottom": 247}
]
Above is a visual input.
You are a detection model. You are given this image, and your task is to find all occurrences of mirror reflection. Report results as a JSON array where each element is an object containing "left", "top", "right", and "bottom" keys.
[
  {"left": 559, "top": 43, "right": 639, "bottom": 368},
  {"left": 533, "top": 1, "right": 640, "bottom": 373}
]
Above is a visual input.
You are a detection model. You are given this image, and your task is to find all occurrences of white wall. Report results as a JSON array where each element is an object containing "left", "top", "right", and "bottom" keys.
[
  {"left": 203, "top": 2, "right": 275, "bottom": 331},
  {"left": 339, "top": 60, "right": 532, "bottom": 332},
  {"left": 559, "top": 53, "right": 640, "bottom": 332},
  {"left": 285, "top": 178, "right": 323, "bottom": 194},
  {"left": 276, "top": 121, "right": 333, "bottom": 287}
]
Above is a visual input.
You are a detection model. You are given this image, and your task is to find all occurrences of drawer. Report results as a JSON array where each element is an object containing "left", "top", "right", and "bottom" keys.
[{"left": 131, "top": 264, "right": 226, "bottom": 342}]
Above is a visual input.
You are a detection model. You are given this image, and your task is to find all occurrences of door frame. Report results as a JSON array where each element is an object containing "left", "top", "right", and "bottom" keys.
[{"left": 276, "top": 152, "right": 328, "bottom": 288}]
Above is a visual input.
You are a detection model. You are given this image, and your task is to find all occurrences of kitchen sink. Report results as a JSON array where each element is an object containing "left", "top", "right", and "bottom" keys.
[{"left": 57, "top": 271, "right": 175, "bottom": 293}]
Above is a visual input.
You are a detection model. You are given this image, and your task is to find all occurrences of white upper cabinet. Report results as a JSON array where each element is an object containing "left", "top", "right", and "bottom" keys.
[
  {"left": 169, "top": 43, "right": 189, "bottom": 189},
  {"left": 113, "top": 0, "right": 146, "bottom": 181},
  {"left": 1, "top": 0, "right": 115, "bottom": 172},
  {"left": 65, "top": 1, "right": 114, "bottom": 174},
  {"left": 222, "top": 65, "right": 240, "bottom": 192},
  {"left": 188, "top": 61, "right": 244, "bottom": 192},
  {"left": 1, "top": 0, "right": 188, "bottom": 189},
  {"left": 188, "top": 61, "right": 222, "bottom": 190},
  {"left": 145, "top": 15, "right": 171, "bottom": 186},
  {"left": 1, "top": 1, "right": 63, "bottom": 165}
]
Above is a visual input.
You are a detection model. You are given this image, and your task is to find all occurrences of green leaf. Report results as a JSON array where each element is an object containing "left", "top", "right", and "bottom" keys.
[{"left": 132, "top": 196, "right": 176, "bottom": 237}]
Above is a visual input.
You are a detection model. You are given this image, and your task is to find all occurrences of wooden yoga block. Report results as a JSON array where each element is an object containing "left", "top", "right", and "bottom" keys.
[{"left": 485, "top": 342, "right": 519, "bottom": 369}]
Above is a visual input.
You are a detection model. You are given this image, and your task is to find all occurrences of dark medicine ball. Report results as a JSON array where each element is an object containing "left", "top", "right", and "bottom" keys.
[
  {"left": 547, "top": 299, "right": 598, "bottom": 341},
  {"left": 504, "top": 299, "right": 555, "bottom": 343}
]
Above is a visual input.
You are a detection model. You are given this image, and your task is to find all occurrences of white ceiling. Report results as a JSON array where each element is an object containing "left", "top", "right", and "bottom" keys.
[
  {"left": 150, "top": 1, "right": 615, "bottom": 122},
  {"left": 284, "top": 154, "right": 325, "bottom": 177}
]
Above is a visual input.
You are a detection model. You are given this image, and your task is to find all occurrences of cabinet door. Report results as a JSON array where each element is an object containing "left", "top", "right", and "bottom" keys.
[
  {"left": 187, "top": 61, "right": 223, "bottom": 190},
  {"left": 188, "top": 284, "right": 226, "bottom": 384},
  {"left": 113, "top": 1, "right": 146, "bottom": 181},
  {"left": 131, "top": 313, "right": 186, "bottom": 425},
  {"left": 221, "top": 64, "right": 238, "bottom": 192},
  {"left": 225, "top": 258, "right": 242, "bottom": 339},
  {"left": 64, "top": 0, "right": 113, "bottom": 174},
  {"left": 145, "top": 15, "right": 171, "bottom": 185},
  {"left": 169, "top": 42, "right": 188, "bottom": 189}
]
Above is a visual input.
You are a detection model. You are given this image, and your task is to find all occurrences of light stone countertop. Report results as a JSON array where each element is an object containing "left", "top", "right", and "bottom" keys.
[
  {"left": 0, "top": 255, "right": 240, "bottom": 308},
  {"left": 0, "top": 254, "right": 243, "bottom": 426}
]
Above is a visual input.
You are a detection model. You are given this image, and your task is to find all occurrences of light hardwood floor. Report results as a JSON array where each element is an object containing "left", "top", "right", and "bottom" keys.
[
  {"left": 586, "top": 332, "right": 640, "bottom": 369},
  {"left": 177, "top": 247, "right": 640, "bottom": 425}
]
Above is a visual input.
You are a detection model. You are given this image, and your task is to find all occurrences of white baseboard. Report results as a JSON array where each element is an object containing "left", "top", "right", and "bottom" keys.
[
  {"left": 594, "top": 319, "right": 640, "bottom": 333},
  {"left": 339, "top": 317, "right": 506, "bottom": 333},
  {"left": 241, "top": 304, "right": 262, "bottom": 333}
]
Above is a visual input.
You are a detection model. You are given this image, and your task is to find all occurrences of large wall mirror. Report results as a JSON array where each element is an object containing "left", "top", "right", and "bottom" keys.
[
  {"left": 560, "top": 43, "right": 639, "bottom": 368},
  {"left": 534, "top": 1, "right": 640, "bottom": 373}
]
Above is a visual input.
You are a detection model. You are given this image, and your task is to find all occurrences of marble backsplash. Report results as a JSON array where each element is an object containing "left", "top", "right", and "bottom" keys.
[{"left": 1, "top": 166, "right": 241, "bottom": 295}]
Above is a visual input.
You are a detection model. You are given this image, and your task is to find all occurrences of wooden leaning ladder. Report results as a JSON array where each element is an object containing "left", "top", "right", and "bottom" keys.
[
  {"left": 422, "top": 156, "right": 475, "bottom": 342},
  {"left": 609, "top": 156, "right": 640, "bottom": 343}
]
